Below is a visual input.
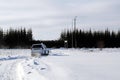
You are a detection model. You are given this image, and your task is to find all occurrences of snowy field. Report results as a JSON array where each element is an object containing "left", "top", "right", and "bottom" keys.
[{"left": 0, "top": 48, "right": 120, "bottom": 80}]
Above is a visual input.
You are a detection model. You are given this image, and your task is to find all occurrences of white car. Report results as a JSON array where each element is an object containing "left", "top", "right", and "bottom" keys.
[{"left": 31, "top": 43, "right": 49, "bottom": 57}]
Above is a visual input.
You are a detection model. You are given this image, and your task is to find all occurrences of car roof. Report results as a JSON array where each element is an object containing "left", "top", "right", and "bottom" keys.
[
  {"left": 32, "top": 44, "right": 42, "bottom": 46},
  {"left": 32, "top": 43, "right": 46, "bottom": 48}
]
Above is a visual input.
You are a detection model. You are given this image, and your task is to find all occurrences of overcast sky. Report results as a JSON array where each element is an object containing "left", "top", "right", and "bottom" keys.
[{"left": 0, "top": 0, "right": 120, "bottom": 40}]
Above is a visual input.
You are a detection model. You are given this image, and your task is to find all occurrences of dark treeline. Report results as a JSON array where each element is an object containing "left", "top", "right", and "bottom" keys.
[
  {"left": 0, "top": 28, "right": 33, "bottom": 48},
  {"left": 60, "top": 29, "right": 120, "bottom": 48},
  {"left": 0, "top": 28, "right": 64, "bottom": 48},
  {"left": 31, "top": 40, "right": 64, "bottom": 48},
  {"left": 1, "top": 27, "right": 120, "bottom": 48}
]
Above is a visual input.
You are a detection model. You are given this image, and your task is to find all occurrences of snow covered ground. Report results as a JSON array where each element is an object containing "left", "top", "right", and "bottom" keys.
[{"left": 0, "top": 48, "right": 120, "bottom": 80}]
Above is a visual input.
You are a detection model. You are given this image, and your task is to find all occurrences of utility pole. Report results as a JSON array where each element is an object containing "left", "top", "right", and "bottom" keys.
[
  {"left": 74, "top": 16, "right": 77, "bottom": 48},
  {"left": 72, "top": 19, "right": 74, "bottom": 48}
]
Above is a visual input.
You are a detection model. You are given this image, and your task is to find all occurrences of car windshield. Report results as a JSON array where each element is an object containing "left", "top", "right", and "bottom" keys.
[{"left": 32, "top": 45, "right": 42, "bottom": 48}]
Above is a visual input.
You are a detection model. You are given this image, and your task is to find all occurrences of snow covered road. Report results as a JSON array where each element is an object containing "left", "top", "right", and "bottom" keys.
[
  {"left": 0, "top": 49, "right": 70, "bottom": 80},
  {"left": 0, "top": 48, "right": 120, "bottom": 80}
]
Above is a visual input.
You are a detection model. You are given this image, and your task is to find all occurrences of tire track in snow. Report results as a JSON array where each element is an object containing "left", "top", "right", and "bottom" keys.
[
  {"left": 21, "top": 58, "right": 70, "bottom": 80},
  {"left": 19, "top": 58, "right": 48, "bottom": 80},
  {"left": 0, "top": 60, "right": 21, "bottom": 80},
  {"left": 17, "top": 62, "right": 25, "bottom": 80}
]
